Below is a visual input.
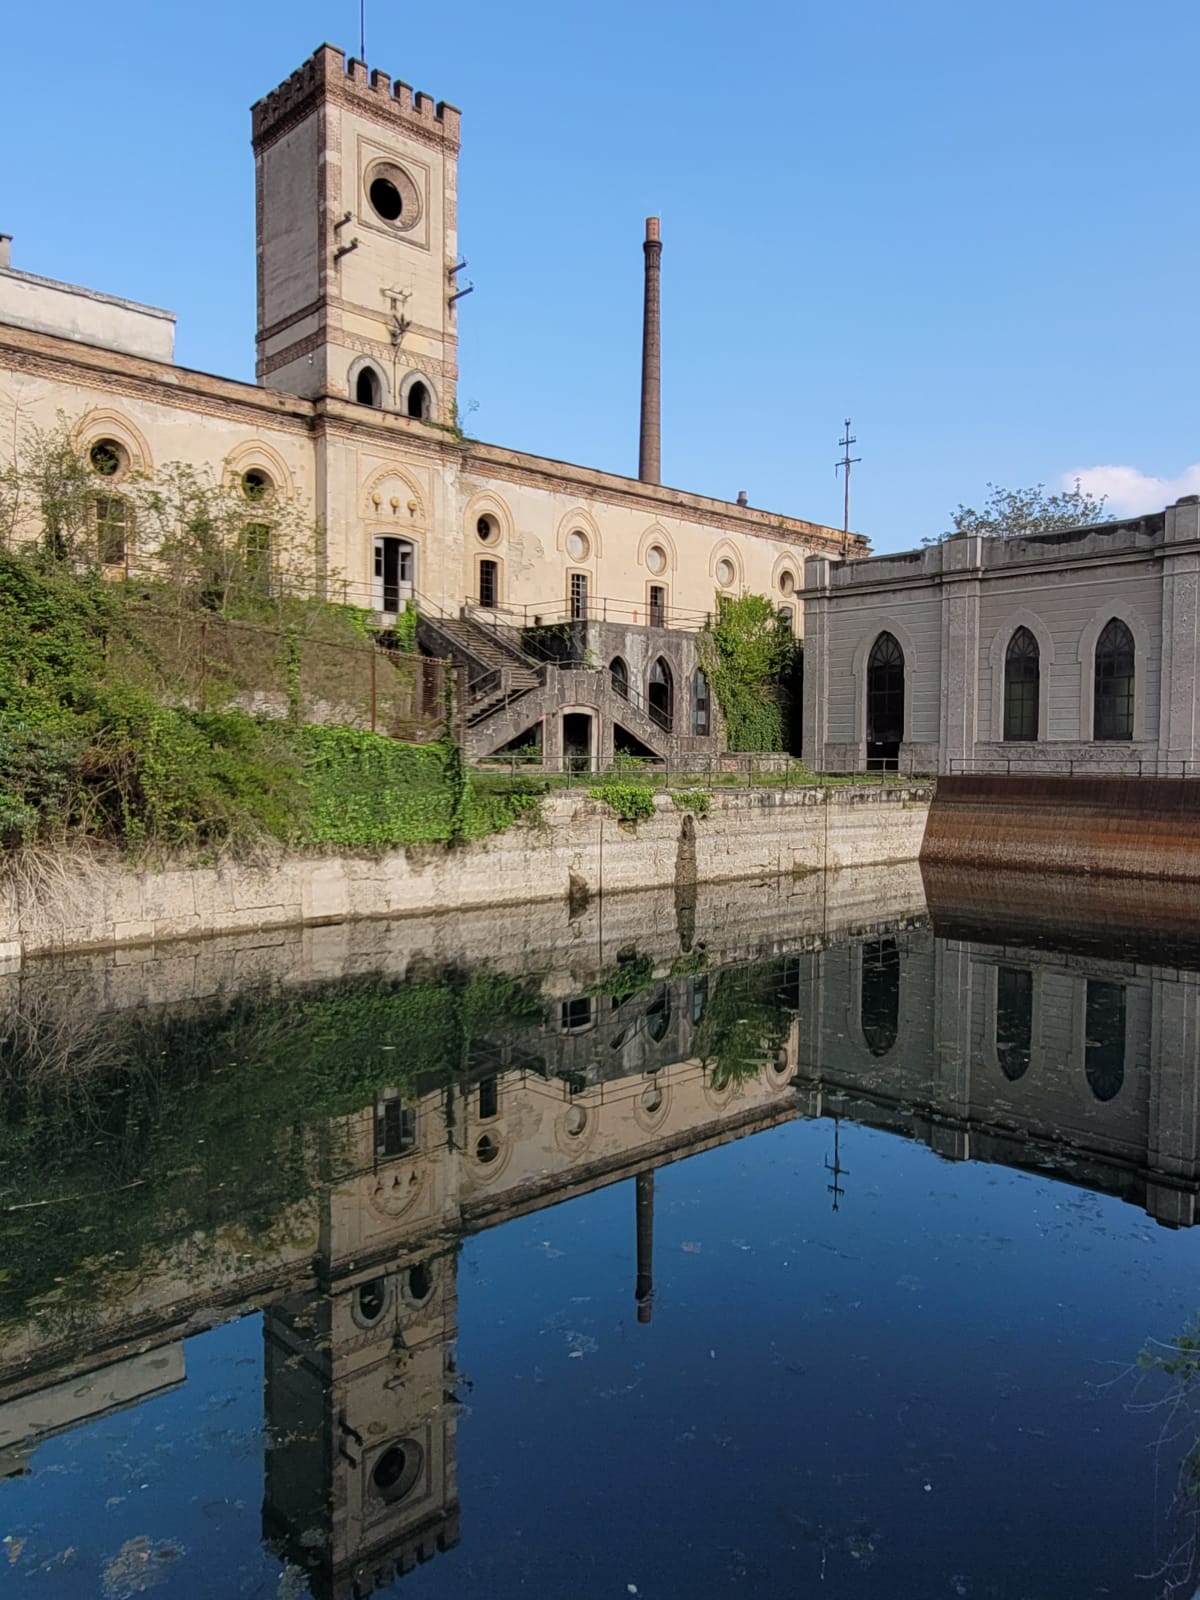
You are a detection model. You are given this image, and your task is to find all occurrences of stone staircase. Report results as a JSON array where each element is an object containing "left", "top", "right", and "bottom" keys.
[{"left": 416, "top": 612, "right": 541, "bottom": 726}]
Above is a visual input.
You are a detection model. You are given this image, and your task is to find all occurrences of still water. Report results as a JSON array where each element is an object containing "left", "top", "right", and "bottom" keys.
[{"left": 2, "top": 866, "right": 1199, "bottom": 1598}]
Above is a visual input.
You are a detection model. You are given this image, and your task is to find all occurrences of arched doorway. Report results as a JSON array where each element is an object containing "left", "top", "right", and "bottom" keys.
[
  {"left": 648, "top": 658, "right": 673, "bottom": 730},
  {"left": 866, "top": 632, "right": 904, "bottom": 770}
]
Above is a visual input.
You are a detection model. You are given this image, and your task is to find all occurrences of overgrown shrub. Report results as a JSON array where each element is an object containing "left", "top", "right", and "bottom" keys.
[
  {"left": 699, "top": 593, "right": 801, "bottom": 753},
  {"left": 589, "top": 782, "right": 657, "bottom": 823}
]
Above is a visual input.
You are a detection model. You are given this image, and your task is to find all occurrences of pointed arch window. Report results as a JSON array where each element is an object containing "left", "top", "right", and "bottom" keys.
[
  {"left": 610, "top": 657, "right": 629, "bottom": 700},
  {"left": 406, "top": 380, "right": 431, "bottom": 420},
  {"left": 648, "top": 657, "right": 673, "bottom": 731},
  {"left": 1084, "top": 980, "right": 1126, "bottom": 1101},
  {"left": 1094, "top": 618, "right": 1134, "bottom": 741},
  {"left": 692, "top": 669, "right": 710, "bottom": 736},
  {"left": 1003, "top": 627, "right": 1040, "bottom": 741},
  {"left": 995, "top": 966, "right": 1033, "bottom": 1080},
  {"left": 356, "top": 366, "right": 383, "bottom": 408},
  {"left": 866, "top": 632, "right": 904, "bottom": 770},
  {"left": 860, "top": 936, "right": 900, "bottom": 1056}
]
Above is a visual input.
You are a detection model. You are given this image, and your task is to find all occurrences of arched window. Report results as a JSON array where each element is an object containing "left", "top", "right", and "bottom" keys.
[
  {"left": 646, "top": 988, "right": 671, "bottom": 1043},
  {"left": 94, "top": 493, "right": 131, "bottom": 567},
  {"left": 610, "top": 657, "right": 629, "bottom": 700},
  {"left": 1084, "top": 979, "right": 1126, "bottom": 1101},
  {"left": 995, "top": 966, "right": 1033, "bottom": 1081},
  {"left": 692, "top": 669, "right": 710, "bottom": 736},
  {"left": 648, "top": 657, "right": 673, "bottom": 730},
  {"left": 478, "top": 558, "right": 498, "bottom": 608},
  {"left": 356, "top": 366, "right": 383, "bottom": 407},
  {"left": 866, "top": 632, "right": 904, "bottom": 770},
  {"left": 406, "top": 380, "right": 430, "bottom": 420},
  {"left": 1094, "top": 618, "right": 1134, "bottom": 741},
  {"left": 860, "top": 936, "right": 899, "bottom": 1056},
  {"left": 1003, "top": 626, "right": 1040, "bottom": 742}
]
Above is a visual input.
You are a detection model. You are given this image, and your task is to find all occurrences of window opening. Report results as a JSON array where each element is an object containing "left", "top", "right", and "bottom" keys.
[
  {"left": 563, "top": 711, "right": 592, "bottom": 772},
  {"left": 1094, "top": 618, "right": 1134, "bottom": 741},
  {"left": 866, "top": 632, "right": 904, "bottom": 770},
  {"left": 479, "top": 558, "right": 498, "bottom": 609},
  {"left": 375, "top": 1095, "right": 416, "bottom": 1158},
  {"left": 95, "top": 494, "right": 130, "bottom": 567},
  {"left": 373, "top": 537, "right": 414, "bottom": 614},
  {"left": 646, "top": 988, "right": 671, "bottom": 1043},
  {"left": 1085, "top": 980, "right": 1126, "bottom": 1101},
  {"left": 648, "top": 657, "right": 673, "bottom": 731},
  {"left": 406, "top": 380, "right": 430, "bottom": 420},
  {"left": 995, "top": 966, "right": 1033, "bottom": 1080},
  {"left": 243, "top": 522, "right": 271, "bottom": 593},
  {"left": 478, "top": 1076, "right": 499, "bottom": 1120},
  {"left": 610, "top": 656, "right": 629, "bottom": 700},
  {"left": 649, "top": 585, "right": 666, "bottom": 628},
  {"left": 1003, "top": 627, "right": 1040, "bottom": 741},
  {"left": 860, "top": 936, "right": 900, "bottom": 1055},
  {"left": 561, "top": 996, "right": 594, "bottom": 1032},
  {"left": 356, "top": 366, "right": 382, "bottom": 407},
  {"left": 570, "top": 570, "right": 589, "bottom": 621},
  {"left": 89, "top": 438, "right": 126, "bottom": 478},
  {"left": 369, "top": 176, "right": 403, "bottom": 221},
  {"left": 692, "top": 669, "right": 710, "bottom": 736}
]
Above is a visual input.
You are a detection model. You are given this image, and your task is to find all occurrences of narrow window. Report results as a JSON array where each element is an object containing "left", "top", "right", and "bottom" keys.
[
  {"left": 860, "top": 936, "right": 900, "bottom": 1056},
  {"left": 406, "top": 380, "right": 431, "bottom": 420},
  {"left": 1003, "top": 626, "right": 1040, "bottom": 741},
  {"left": 646, "top": 988, "right": 671, "bottom": 1043},
  {"left": 561, "top": 996, "right": 594, "bottom": 1032},
  {"left": 866, "top": 632, "right": 904, "bottom": 770},
  {"left": 1094, "top": 618, "right": 1134, "bottom": 741},
  {"left": 779, "top": 606, "right": 794, "bottom": 631},
  {"left": 242, "top": 521, "right": 272, "bottom": 593},
  {"left": 479, "top": 558, "right": 498, "bottom": 608},
  {"left": 478, "top": 1075, "right": 499, "bottom": 1120},
  {"left": 375, "top": 1095, "right": 416, "bottom": 1158},
  {"left": 1085, "top": 980, "right": 1126, "bottom": 1101},
  {"left": 570, "top": 570, "right": 589, "bottom": 621},
  {"left": 610, "top": 657, "right": 629, "bottom": 700},
  {"left": 995, "top": 966, "right": 1033, "bottom": 1081},
  {"left": 692, "top": 669, "right": 710, "bottom": 736},
  {"left": 648, "top": 657, "right": 673, "bottom": 730},
  {"left": 356, "top": 366, "right": 383, "bottom": 407},
  {"left": 690, "top": 975, "right": 709, "bottom": 1024},
  {"left": 95, "top": 493, "right": 130, "bottom": 567},
  {"left": 373, "top": 537, "right": 415, "bottom": 613},
  {"left": 649, "top": 585, "right": 666, "bottom": 628}
]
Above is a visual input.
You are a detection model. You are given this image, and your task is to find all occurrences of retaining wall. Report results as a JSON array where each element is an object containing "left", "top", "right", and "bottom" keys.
[{"left": 0, "top": 784, "right": 931, "bottom": 960}]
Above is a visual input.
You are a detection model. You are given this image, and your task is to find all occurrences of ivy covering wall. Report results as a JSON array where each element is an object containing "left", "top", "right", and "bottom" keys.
[{"left": 699, "top": 594, "right": 802, "bottom": 753}]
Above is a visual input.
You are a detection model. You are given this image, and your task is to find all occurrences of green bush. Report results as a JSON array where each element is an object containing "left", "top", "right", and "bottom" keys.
[
  {"left": 589, "top": 782, "right": 656, "bottom": 823},
  {"left": 700, "top": 593, "right": 801, "bottom": 753}
]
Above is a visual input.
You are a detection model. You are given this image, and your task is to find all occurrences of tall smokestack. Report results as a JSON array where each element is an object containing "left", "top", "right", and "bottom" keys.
[
  {"left": 638, "top": 217, "right": 662, "bottom": 485},
  {"left": 635, "top": 1169, "right": 655, "bottom": 1324}
]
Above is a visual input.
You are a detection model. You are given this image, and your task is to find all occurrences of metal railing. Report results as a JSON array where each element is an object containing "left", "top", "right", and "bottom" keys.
[
  {"left": 946, "top": 754, "right": 1200, "bottom": 778},
  {"left": 464, "top": 594, "right": 713, "bottom": 631}
]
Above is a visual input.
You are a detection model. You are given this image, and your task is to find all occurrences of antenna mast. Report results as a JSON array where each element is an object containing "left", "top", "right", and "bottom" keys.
[
  {"left": 359, "top": 0, "right": 366, "bottom": 62},
  {"left": 835, "top": 418, "right": 861, "bottom": 557}
]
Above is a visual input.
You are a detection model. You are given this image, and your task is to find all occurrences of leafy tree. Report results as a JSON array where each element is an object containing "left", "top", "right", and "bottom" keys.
[{"left": 931, "top": 480, "right": 1110, "bottom": 544}]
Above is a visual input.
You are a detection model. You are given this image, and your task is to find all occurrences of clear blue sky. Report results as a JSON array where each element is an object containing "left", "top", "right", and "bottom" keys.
[{"left": 3, "top": 0, "right": 1196, "bottom": 550}]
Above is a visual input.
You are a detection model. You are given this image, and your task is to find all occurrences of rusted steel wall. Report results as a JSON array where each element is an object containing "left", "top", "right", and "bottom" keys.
[{"left": 922, "top": 775, "right": 1200, "bottom": 881}]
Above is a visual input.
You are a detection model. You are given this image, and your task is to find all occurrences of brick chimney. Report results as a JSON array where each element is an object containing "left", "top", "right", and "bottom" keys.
[{"left": 638, "top": 218, "right": 662, "bottom": 485}]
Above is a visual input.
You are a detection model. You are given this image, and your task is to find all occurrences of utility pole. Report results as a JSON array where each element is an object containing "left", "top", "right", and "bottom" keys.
[
  {"left": 835, "top": 418, "right": 861, "bottom": 557},
  {"left": 359, "top": 0, "right": 366, "bottom": 62},
  {"left": 825, "top": 1114, "right": 848, "bottom": 1212}
]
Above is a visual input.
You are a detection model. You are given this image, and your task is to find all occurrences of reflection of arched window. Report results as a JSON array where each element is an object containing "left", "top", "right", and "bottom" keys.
[
  {"left": 1003, "top": 627, "right": 1039, "bottom": 742},
  {"left": 689, "top": 976, "right": 709, "bottom": 1024},
  {"left": 646, "top": 988, "right": 671, "bottom": 1042},
  {"left": 692, "top": 669, "right": 710, "bottom": 736},
  {"left": 995, "top": 966, "right": 1033, "bottom": 1080},
  {"left": 866, "top": 632, "right": 904, "bottom": 770},
  {"left": 610, "top": 657, "right": 629, "bottom": 700},
  {"left": 860, "top": 937, "right": 900, "bottom": 1056},
  {"left": 406, "top": 380, "right": 431, "bottom": 420},
  {"left": 648, "top": 657, "right": 673, "bottom": 730},
  {"left": 561, "top": 996, "right": 594, "bottom": 1033},
  {"left": 1085, "top": 980, "right": 1126, "bottom": 1101},
  {"left": 1094, "top": 618, "right": 1134, "bottom": 741}
]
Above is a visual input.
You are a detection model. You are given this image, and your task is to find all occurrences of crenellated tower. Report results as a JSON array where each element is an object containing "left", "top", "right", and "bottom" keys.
[{"left": 251, "top": 44, "right": 461, "bottom": 422}]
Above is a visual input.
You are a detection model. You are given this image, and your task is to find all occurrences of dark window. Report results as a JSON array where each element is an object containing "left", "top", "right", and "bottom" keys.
[
  {"left": 692, "top": 669, "right": 710, "bottom": 736},
  {"left": 648, "top": 657, "right": 673, "bottom": 730},
  {"left": 779, "top": 606, "right": 794, "bottom": 630},
  {"left": 356, "top": 366, "right": 382, "bottom": 407},
  {"left": 570, "top": 570, "right": 589, "bottom": 621},
  {"left": 995, "top": 966, "right": 1033, "bottom": 1081},
  {"left": 243, "top": 521, "right": 272, "bottom": 593},
  {"left": 406, "top": 380, "right": 430, "bottom": 420},
  {"left": 867, "top": 632, "right": 904, "bottom": 770},
  {"left": 478, "top": 1076, "right": 499, "bottom": 1119},
  {"left": 89, "top": 438, "right": 125, "bottom": 477},
  {"left": 375, "top": 1096, "right": 416, "bottom": 1158},
  {"left": 374, "top": 537, "right": 414, "bottom": 612},
  {"left": 369, "top": 176, "right": 403, "bottom": 221},
  {"left": 1085, "top": 980, "right": 1126, "bottom": 1101},
  {"left": 1003, "top": 627, "right": 1039, "bottom": 741},
  {"left": 95, "top": 494, "right": 130, "bottom": 566},
  {"left": 241, "top": 469, "right": 273, "bottom": 503},
  {"left": 690, "top": 975, "right": 709, "bottom": 1024},
  {"left": 1094, "top": 618, "right": 1134, "bottom": 741},
  {"left": 649, "top": 585, "right": 666, "bottom": 627},
  {"left": 561, "top": 996, "right": 594, "bottom": 1032},
  {"left": 610, "top": 656, "right": 629, "bottom": 699},
  {"left": 860, "top": 936, "right": 900, "bottom": 1056},
  {"left": 479, "top": 558, "right": 498, "bottom": 608},
  {"left": 646, "top": 988, "right": 671, "bottom": 1043}
]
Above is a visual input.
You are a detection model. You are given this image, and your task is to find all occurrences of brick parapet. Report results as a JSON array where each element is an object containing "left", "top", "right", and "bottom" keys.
[{"left": 251, "top": 43, "right": 461, "bottom": 154}]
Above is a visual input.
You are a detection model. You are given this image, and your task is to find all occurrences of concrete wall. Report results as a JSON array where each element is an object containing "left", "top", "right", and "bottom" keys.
[
  {"left": 0, "top": 264, "right": 175, "bottom": 362},
  {"left": 0, "top": 785, "right": 931, "bottom": 961}
]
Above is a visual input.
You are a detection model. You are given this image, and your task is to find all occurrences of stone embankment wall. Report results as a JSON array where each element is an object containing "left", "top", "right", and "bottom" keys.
[
  {"left": 0, "top": 784, "right": 930, "bottom": 960},
  {"left": 923, "top": 775, "right": 1200, "bottom": 880}
]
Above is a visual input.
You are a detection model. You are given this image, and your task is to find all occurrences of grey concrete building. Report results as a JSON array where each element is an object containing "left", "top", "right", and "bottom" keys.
[{"left": 802, "top": 497, "right": 1200, "bottom": 775}]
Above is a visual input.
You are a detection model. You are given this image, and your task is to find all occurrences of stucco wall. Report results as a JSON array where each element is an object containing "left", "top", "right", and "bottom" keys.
[{"left": 0, "top": 785, "right": 931, "bottom": 960}]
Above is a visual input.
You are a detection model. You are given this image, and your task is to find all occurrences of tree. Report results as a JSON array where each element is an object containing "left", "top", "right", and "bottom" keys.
[{"left": 931, "top": 480, "right": 1110, "bottom": 544}]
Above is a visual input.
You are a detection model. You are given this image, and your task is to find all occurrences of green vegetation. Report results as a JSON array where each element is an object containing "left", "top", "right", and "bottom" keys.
[
  {"left": 589, "top": 945, "right": 657, "bottom": 1000},
  {"left": 932, "top": 480, "right": 1110, "bottom": 544},
  {"left": 696, "top": 955, "right": 796, "bottom": 1089},
  {"left": 588, "top": 781, "right": 657, "bottom": 823},
  {"left": 699, "top": 593, "right": 801, "bottom": 753},
  {"left": 671, "top": 787, "right": 711, "bottom": 816}
]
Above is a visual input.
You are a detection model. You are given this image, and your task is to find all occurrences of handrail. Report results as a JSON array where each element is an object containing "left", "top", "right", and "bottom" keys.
[
  {"left": 416, "top": 612, "right": 501, "bottom": 700},
  {"left": 466, "top": 593, "right": 713, "bottom": 632},
  {"left": 945, "top": 754, "right": 1200, "bottom": 778}
]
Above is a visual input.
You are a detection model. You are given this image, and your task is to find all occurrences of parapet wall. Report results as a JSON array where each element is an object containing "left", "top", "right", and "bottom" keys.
[
  {"left": 922, "top": 775, "right": 1200, "bottom": 880},
  {"left": 0, "top": 785, "right": 931, "bottom": 961},
  {"left": 251, "top": 43, "right": 461, "bottom": 151}
]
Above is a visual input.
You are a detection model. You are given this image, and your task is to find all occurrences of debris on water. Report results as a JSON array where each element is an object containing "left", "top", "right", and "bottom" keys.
[
  {"left": 101, "top": 1536, "right": 185, "bottom": 1597},
  {"left": 681, "top": 1241, "right": 702, "bottom": 1253},
  {"left": 5, "top": 1535, "right": 25, "bottom": 1565}
]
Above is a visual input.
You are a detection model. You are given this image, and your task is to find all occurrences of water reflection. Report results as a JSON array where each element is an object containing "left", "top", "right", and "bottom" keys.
[{"left": 0, "top": 867, "right": 1198, "bottom": 1595}]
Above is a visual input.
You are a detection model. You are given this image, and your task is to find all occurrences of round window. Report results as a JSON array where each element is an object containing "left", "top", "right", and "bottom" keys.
[
  {"left": 89, "top": 438, "right": 127, "bottom": 479},
  {"left": 371, "top": 1439, "right": 424, "bottom": 1504},
  {"left": 641, "top": 1083, "right": 663, "bottom": 1113},
  {"left": 477, "top": 515, "right": 496, "bottom": 543},
  {"left": 779, "top": 569, "right": 796, "bottom": 596},
  {"left": 565, "top": 1105, "right": 588, "bottom": 1138},
  {"left": 566, "top": 530, "right": 590, "bottom": 562},
  {"left": 354, "top": 1277, "right": 390, "bottom": 1326},
  {"left": 476, "top": 1133, "right": 499, "bottom": 1164},
  {"left": 369, "top": 176, "right": 403, "bottom": 222},
  {"left": 646, "top": 544, "right": 666, "bottom": 574},
  {"left": 241, "top": 469, "right": 273, "bottom": 504},
  {"left": 405, "top": 1261, "right": 434, "bottom": 1303},
  {"left": 716, "top": 558, "right": 735, "bottom": 587}
]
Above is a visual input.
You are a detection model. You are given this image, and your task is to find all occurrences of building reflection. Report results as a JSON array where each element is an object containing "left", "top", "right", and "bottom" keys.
[{"left": 1, "top": 875, "right": 1200, "bottom": 1592}]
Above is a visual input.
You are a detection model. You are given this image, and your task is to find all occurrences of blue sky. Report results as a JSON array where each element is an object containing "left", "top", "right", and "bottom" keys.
[{"left": 3, "top": 0, "right": 1196, "bottom": 551}]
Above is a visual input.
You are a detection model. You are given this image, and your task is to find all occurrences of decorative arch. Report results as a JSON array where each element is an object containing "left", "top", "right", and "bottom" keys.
[
  {"left": 636, "top": 523, "right": 676, "bottom": 574},
  {"left": 347, "top": 355, "right": 389, "bottom": 410},
  {"left": 850, "top": 618, "right": 919, "bottom": 745},
  {"left": 708, "top": 539, "right": 744, "bottom": 591},
  {"left": 987, "top": 610, "right": 1055, "bottom": 743},
  {"left": 463, "top": 490, "right": 513, "bottom": 547},
  {"left": 359, "top": 464, "right": 427, "bottom": 526},
  {"left": 555, "top": 507, "right": 603, "bottom": 563},
  {"left": 70, "top": 409, "right": 152, "bottom": 475},
  {"left": 398, "top": 370, "right": 437, "bottom": 421},
  {"left": 771, "top": 552, "right": 801, "bottom": 596},
  {"left": 222, "top": 439, "right": 297, "bottom": 503},
  {"left": 1076, "top": 603, "right": 1152, "bottom": 740}
]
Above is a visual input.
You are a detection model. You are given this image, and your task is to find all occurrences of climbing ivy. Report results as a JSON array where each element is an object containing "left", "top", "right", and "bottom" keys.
[{"left": 699, "top": 593, "right": 801, "bottom": 753}]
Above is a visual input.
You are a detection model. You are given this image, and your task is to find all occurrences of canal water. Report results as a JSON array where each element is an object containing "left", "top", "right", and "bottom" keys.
[{"left": 1, "top": 870, "right": 1198, "bottom": 1598}]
